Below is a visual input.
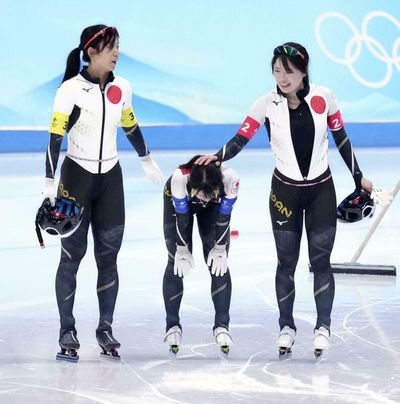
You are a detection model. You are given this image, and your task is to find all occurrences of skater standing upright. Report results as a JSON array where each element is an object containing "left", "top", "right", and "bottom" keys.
[
  {"left": 162, "top": 155, "right": 239, "bottom": 356},
  {"left": 196, "top": 42, "right": 373, "bottom": 357},
  {"left": 41, "top": 24, "right": 163, "bottom": 361}
]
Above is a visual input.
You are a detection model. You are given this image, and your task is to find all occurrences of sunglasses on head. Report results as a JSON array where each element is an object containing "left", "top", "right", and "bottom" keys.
[
  {"left": 274, "top": 45, "right": 305, "bottom": 60},
  {"left": 83, "top": 26, "right": 119, "bottom": 50}
]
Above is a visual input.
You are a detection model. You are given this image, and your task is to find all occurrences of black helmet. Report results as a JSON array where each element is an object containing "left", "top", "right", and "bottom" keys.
[
  {"left": 337, "top": 189, "right": 375, "bottom": 223},
  {"left": 35, "top": 197, "right": 84, "bottom": 247}
]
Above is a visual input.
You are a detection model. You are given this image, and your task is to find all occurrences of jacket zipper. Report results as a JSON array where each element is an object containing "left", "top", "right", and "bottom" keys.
[{"left": 98, "top": 89, "right": 106, "bottom": 174}]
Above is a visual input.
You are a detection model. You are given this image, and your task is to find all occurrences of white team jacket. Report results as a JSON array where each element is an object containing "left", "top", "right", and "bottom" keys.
[
  {"left": 49, "top": 73, "right": 136, "bottom": 174},
  {"left": 239, "top": 84, "right": 344, "bottom": 181}
]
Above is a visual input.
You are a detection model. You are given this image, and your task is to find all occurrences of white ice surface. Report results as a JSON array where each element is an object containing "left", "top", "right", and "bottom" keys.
[{"left": 0, "top": 148, "right": 399, "bottom": 403}]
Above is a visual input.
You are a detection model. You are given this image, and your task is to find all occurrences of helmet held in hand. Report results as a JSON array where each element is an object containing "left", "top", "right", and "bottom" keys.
[
  {"left": 35, "top": 198, "right": 84, "bottom": 247},
  {"left": 337, "top": 189, "right": 375, "bottom": 223}
]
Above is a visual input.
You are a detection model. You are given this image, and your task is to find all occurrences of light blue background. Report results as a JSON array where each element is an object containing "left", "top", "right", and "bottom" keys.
[{"left": 0, "top": 0, "right": 399, "bottom": 127}]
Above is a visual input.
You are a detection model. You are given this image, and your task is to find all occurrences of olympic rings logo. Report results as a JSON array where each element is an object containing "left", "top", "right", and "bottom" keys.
[{"left": 315, "top": 11, "right": 400, "bottom": 88}]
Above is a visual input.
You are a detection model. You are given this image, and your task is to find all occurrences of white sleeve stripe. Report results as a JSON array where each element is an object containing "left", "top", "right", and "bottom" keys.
[
  {"left": 175, "top": 220, "right": 187, "bottom": 246},
  {"left": 351, "top": 147, "right": 355, "bottom": 175},
  {"left": 216, "top": 227, "right": 229, "bottom": 244},
  {"left": 47, "top": 145, "right": 55, "bottom": 177},
  {"left": 221, "top": 145, "right": 226, "bottom": 159},
  {"left": 337, "top": 137, "right": 348, "bottom": 151},
  {"left": 125, "top": 124, "right": 138, "bottom": 135}
]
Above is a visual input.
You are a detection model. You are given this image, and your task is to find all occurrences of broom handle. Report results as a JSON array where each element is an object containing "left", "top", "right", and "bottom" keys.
[{"left": 350, "top": 179, "right": 400, "bottom": 263}]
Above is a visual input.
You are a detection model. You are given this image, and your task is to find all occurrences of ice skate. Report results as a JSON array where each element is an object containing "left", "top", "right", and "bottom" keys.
[
  {"left": 313, "top": 326, "right": 330, "bottom": 358},
  {"left": 214, "top": 327, "right": 233, "bottom": 358},
  {"left": 164, "top": 326, "right": 182, "bottom": 357},
  {"left": 276, "top": 326, "right": 296, "bottom": 359},
  {"left": 96, "top": 330, "right": 121, "bottom": 360},
  {"left": 56, "top": 330, "right": 80, "bottom": 362}
]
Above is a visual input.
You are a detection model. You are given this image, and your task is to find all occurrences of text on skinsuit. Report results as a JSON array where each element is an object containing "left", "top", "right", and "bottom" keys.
[{"left": 270, "top": 193, "right": 292, "bottom": 218}]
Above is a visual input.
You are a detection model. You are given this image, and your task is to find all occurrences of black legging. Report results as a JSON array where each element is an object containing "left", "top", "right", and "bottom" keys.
[
  {"left": 269, "top": 168, "right": 337, "bottom": 332},
  {"left": 162, "top": 185, "right": 232, "bottom": 332},
  {"left": 56, "top": 157, "right": 125, "bottom": 340}
]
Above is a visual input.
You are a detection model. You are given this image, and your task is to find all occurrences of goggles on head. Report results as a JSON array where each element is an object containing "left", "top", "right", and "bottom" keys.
[
  {"left": 273, "top": 45, "right": 305, "bottom": 60},
  {"left": 83, "top": 26, "right": 119, "bottom": 50}
]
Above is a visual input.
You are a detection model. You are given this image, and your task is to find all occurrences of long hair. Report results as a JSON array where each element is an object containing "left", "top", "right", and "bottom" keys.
[
  {"left": 179, "top": 155, "right": 223, "bottom": 199},
  {"left": 61, "top": 24, "right": 119, "bottom": 83}
]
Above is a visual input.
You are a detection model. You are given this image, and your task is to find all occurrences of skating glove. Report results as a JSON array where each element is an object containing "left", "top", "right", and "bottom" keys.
[
  {"left": 371, "top": 187, "right": 393, "bottom": 206},
  {"left": 207, "top": 244, "right": 227, "bottom": 277},
  {"left": 174, "top": 245, "right": 194, "bottom": 277},
  {"left": 140, "top": 154, "right": 163, "bottom": 184},
  {"left": 41, "top": 177, "right": 56, "bottom": 206}
]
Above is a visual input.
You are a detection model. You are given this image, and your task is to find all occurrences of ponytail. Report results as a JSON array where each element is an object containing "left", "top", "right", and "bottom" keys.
[{"left": 61, "top": 47, "right": 81, "bottom": 83}]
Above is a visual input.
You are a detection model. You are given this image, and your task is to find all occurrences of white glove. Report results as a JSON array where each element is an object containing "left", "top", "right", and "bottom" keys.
[
  {"left": 140, "top": 154, "right": 163, "bottom": 184},
  {"left": 174, "top": 245, "right": 194, "bottom": 277},
  {"left": 371, "top": 187, "right": 394, "bottom": 207},
  {"left": 41, "top": 177, "right": 56, "bottom": 206},
  {"left": 207, "top": 244, "right": 227, "bottom": 277}
]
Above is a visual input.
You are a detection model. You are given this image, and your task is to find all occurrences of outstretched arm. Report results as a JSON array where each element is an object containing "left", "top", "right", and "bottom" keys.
[
  {"left": 196, "top": 97, "right": 267, "bottom": 165},
  {"left": 196, "top": 134, "right": 250, "bottom": 166}
]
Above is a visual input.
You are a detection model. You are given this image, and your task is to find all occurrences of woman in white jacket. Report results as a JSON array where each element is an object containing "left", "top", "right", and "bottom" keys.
[
  {"left": 41, "top": 24, "right": 162, "bottom": 361},
  {"left": 196, "top": 42, "right": 373, "bottom": 357}
]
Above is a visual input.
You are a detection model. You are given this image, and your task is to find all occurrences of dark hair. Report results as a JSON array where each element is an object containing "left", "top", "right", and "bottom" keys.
[
  {"left": 61, "top": 24, "right": 119, "bottom": 83},
  {"left": 179, "top": 155, "right": 223, "bottom": 199},
  {"left": 271, "top": 42, "right": 309, "bottom": 79}
]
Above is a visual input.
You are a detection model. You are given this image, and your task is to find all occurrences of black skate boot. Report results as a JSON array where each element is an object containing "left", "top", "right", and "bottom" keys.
[
  {"left": 96, "top": 330, "right": 121, "bottom": 360},
  {"left": 56, "top": 330, "right": 80, "bottom": 362}
]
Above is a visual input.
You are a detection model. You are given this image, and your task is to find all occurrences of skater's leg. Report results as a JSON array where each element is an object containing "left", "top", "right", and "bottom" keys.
[
  {"left": 162, "top": 185, "right": 193, "bottom": 331},
  {"left": 56, "top": 158, "right": 93, "bottom": 337},
  {"left": 210, "top": 271, "right": 232, "bottom": 330},
  {"left": 91, "top": 163, "right": 125, "bottom": 334},
  {"left": 308, "top": 227, "right": 336, "bottom": 330},
  {"left": 269, "top": 176, "right": 303, "bottom": 332},
  {"left": 163, "top": 261, "right": 185, "bottom": 331},
  {"left": 56, "top": 224, "right": 89, "bottom": 337},
  {"left": 197, "top": 206, "right": 231, "bottom": 330},
  {"left": 93, "top": 225, "right": 124, "bottom": 332},
  {"left": 272, "top": 230, "right": 301, "bottom": 331},
  {"left": 305, "top": 178, "right": 337, "bottom": 331}
]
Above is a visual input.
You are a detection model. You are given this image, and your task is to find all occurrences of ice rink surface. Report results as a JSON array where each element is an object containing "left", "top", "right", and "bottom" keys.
[{"left": 0, "top": 148, "right": 399, "bottom": 403}]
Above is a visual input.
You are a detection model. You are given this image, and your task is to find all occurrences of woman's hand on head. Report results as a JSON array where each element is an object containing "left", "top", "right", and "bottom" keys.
[{"left": 195, "top": 155, "right": 219, "bottom": 166}]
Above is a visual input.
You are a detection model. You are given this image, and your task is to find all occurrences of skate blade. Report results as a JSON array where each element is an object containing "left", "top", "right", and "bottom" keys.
[
  {"left": 278, "top": 347, "right": 292, "bottom": 360},
  {"left": 56, "top": 352, "right": 79, "bottom": 363},
  {"left": 168, "top": 345, "right": 179, "bottom": 359},
  {"left": 100, "top": 349, "right": 121, "bottom": 361},
  {"left": 219, "top": 345, "right": 229, "bottom": 360},
  {"left": 314, "top": 349, "right": 325, "bottom": 360}
]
